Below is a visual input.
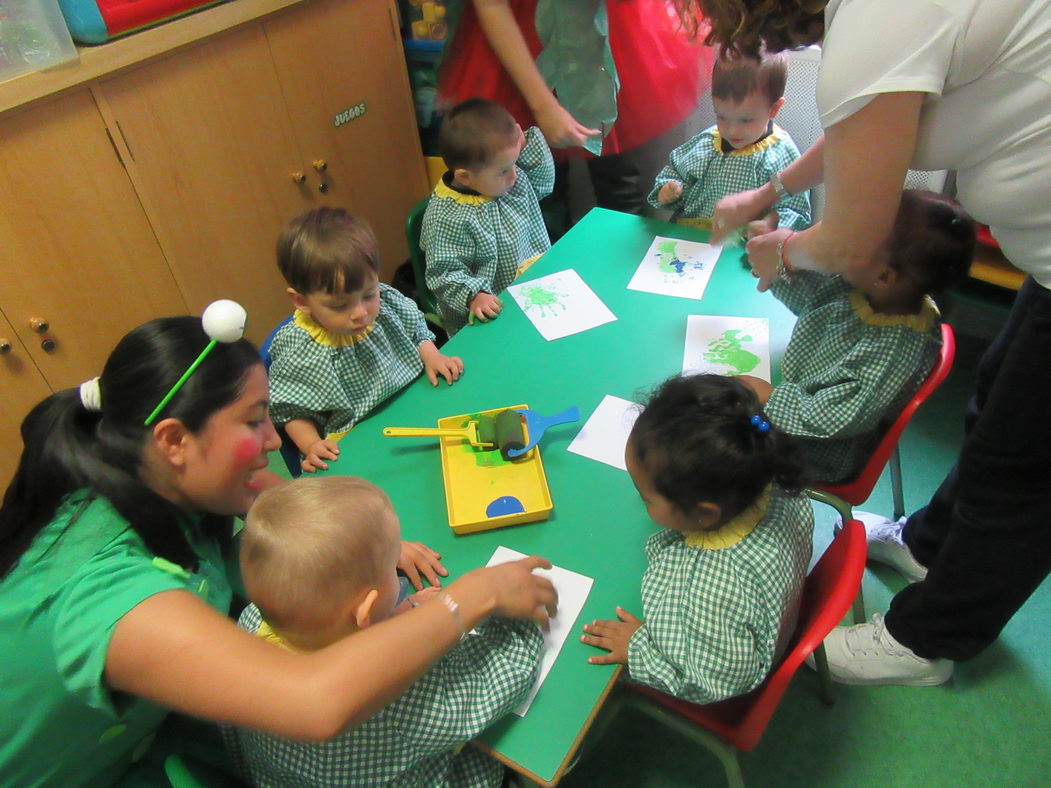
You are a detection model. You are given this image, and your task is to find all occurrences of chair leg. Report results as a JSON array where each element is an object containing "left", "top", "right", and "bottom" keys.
[
  {"left": 852, "top": 584, "right": 866, "bottom": 625},
  {"left": 890, "top": 446, "right": 905, "bottom": 521},
  {"left": 812, "top": 643, "right": 836, "bottom": 706},
  {"left": 621, "top": 692, "right": 745, "bottom": 788}
]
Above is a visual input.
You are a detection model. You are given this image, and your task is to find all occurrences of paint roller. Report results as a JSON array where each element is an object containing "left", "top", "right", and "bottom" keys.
[{"left": 383, "top": 409, "right": 527, "bottom": 460}]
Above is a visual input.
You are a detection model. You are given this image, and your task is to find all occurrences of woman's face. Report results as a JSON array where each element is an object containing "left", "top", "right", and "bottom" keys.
[{"left": 173, "top": 364, "right": 281, "bottom": 515}]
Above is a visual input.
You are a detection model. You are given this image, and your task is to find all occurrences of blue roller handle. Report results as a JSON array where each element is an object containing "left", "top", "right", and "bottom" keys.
[{"left": 506, "top": 406, "right": 580, "bottom": 459}]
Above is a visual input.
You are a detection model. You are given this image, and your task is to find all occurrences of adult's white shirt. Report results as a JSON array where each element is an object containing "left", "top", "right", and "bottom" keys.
[{"left": 817, "top": 0, "right": 1051, "bottom": 287}]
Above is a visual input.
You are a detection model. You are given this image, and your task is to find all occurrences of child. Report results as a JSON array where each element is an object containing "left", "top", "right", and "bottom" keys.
[
  {"left": 421, "top": 97, "right": 555, "bottom": 335},
  {"left": 741, "top": 190, "right": 976, "bottom": 484},
  {"left": 268, "top": 208, "right": 464, "bottom": 473},
  {"left": 648, "top": 50, "right": 810, "bottom": 233},
  {"left": 226, "top": 476, "right": 543, "bottom": 788},
  {"left": 581, "top": 374, "right": 814, "bottom": 704}
]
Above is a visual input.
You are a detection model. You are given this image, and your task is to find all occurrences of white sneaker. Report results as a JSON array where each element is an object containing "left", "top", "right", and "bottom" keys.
[
  {"left": 842, "top": 511, "right": 928, "bottom": 583},
  {"left": 818, "top": 613, "right": 953, "bottom": 686}
]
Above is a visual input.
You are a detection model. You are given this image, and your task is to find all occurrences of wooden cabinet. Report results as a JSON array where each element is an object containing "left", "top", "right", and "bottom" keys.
[
  {"left": 0, "top": 318, "right": 52, "bottom": 487},
  {"left": 96, "top": 0, "right": 428, "bottom": 344}
]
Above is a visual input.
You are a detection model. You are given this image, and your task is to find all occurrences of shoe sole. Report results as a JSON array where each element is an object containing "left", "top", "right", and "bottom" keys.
[{"left": 829, "top": 670, "right": 952, "bottom": 687}]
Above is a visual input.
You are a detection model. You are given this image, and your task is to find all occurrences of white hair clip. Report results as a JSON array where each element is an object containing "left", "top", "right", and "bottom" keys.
[{"left": 79, "top": 377, "right": 102, "bottom": 412}]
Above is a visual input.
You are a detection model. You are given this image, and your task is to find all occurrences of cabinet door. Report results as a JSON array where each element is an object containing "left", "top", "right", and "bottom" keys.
[
  {"left": 264, "top": 0, "right": 429, "bottom": 283},
  {"left": 97, "top": 24, "right": 310, "bottom": 345},
  {"left": 0, "top": 91, "right": 187, "bottom": 389},
  {"left": 0, "top": 315, "right": 52, "bottom": 487}
]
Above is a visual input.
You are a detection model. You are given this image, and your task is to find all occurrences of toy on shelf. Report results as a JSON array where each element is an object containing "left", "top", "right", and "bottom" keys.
[
  {"left": 57, "top": 0, "right": 225, "bottom": 45},
  {"left": 400, "top": 0, "right": 447, "bottom": 42},
  {"left": 383, "top": 404, "right": 578, "bottom": 535}
]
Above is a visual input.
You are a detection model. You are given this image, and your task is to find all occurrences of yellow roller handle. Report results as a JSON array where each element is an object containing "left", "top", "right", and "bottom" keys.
[{"left": 382, "top": 426, "right": 492, "bottom": 447}]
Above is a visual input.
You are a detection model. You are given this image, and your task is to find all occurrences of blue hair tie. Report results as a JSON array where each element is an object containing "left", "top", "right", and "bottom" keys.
[{"left": 750, "top": 414, "right": 771, "bottom": 433}]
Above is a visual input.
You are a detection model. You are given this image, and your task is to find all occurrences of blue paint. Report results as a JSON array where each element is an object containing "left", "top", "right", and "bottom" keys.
[{"left": 486, "top": 496, "right": 525, "bottom": 518}]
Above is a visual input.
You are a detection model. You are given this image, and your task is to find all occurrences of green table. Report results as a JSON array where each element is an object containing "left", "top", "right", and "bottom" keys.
[{"left": 323, "top": 208, "right": 795, "bottom": 785}]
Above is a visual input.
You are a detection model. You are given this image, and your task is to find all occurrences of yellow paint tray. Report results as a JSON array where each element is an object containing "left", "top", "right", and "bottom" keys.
[{"left": 437, "top": 404, "right": 554, "bottom": 535}]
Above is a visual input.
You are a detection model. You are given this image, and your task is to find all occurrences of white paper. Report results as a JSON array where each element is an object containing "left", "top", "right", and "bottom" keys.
[
  {"left": 507, "top": 269, "right": 617, "bottom": 341},
  {"left": 485, "top": 546, "right": 594, "bottom": 717},
  {"left": 682, "top": 315, "right": 771, "bottom": 381},
  {"left": 566, "top": 395, "right": 640, "bottom": 471},
  {"left": 626, "top": 235, "right": 721, "bottom": 300}
]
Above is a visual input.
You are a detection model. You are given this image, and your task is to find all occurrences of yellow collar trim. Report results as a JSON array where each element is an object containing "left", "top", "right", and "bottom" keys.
[
  {"left": 294, "top": 309, "right": 375, "bottom": 347},
  {"left": 434, "top": 177, "right": 491, "bottom": 206},
  {"left": 257, "top": 620, "right": 299, "bottom": 652},
  {"left": 676, "top": 217, "right": 713, "bottom": 232},
  {"left": 849, "top": 290, "right": 939, "bottom": 332},
  {"left": 684, "top": 487, "right": 771, "bottom": 550},
  {"left": 712, "top": 128, "right": 781, "bottom": 157}
]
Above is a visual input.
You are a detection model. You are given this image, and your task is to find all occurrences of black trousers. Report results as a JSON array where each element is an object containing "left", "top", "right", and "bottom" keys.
[
  {"left": 886, "top": 277, "right": 1051, "bottom": 661},
  {"left": 541, "top": 150, "right": 645, "bottom": 241}
]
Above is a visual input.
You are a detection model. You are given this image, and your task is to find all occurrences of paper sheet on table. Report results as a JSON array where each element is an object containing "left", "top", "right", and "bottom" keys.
[
  {"left": 565, "top": 395, "right": 639, "bottom": 471},
  {"left": 507, "top": 269, "right": 617, "bottom": 341},
  {"left": 485, "top": 546, "right": 594, "bottom": 717},
  {"left": 682, "top": 315, "right": 771, "bottom": 381},
  {"left": 627, "top": 235, "right": 721, "bottom": 300}
]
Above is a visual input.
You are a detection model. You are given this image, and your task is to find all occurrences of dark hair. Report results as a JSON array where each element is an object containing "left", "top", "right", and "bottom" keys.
[
  {"left": 886, "top": 190, "right": 975, "bottom": 301},
  {"left": 0, "top": 317, "right": 261, "bottom": 579},
  {"left": 674, "top": 0, "right": 826, "bottom": 59},
  {"left": 438, "top": 98, "right": 518, "bottom": 171},
  {"left": 630, "top": 374, "right": 805, "bottom": 521},
  {"left": 712, "top": 49, "right": 788, "bottom": 105},
  {"left": 276, "top": 207, "right": 379, "bottom": 296}
]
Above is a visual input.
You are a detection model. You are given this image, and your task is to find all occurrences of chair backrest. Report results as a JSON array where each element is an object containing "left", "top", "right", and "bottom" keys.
[
  {"left": 817, "top": 322, "right": 956, "bottom": 506},
  {"left": 727, "top": 518, "right": 867, "bottom": 750},
  {"left": 259, "top": 315, "right": 302, "bottom": 478},
  {"left": 405, "top": 195, "right": 439, "bottom": 316}
]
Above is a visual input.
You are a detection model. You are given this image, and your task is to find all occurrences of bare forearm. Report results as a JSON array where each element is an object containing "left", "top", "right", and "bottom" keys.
[
  {"left": 473, "top": 0, "right": 556, "bottom": 114},
  {"left": 284, "top": 418, "right": 322, "bottom": 455}
]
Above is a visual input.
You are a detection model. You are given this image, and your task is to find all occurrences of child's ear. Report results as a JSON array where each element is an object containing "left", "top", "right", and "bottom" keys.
[
  {"left": 354, "top": 588, "right": 380, "bottom": 629},
  {"left": 768, "top": 97, "right": 786, "bottom": 120},
  {"left": 453, "top": 167, "right": 474, "bottom": 188},
  {"left": 287, "top": 287, "right": 310, "bottom": 314},
  {"left": 874, "top": 264, "right": 899, "bottom": 291},
  {"left": 696, "top": 501, "right": 723, "bottom": 530}
]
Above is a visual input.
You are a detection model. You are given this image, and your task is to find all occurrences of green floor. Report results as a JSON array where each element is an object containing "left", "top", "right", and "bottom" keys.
[{"left": 264, "top": 285, "right": 1051, "bottom": 788}]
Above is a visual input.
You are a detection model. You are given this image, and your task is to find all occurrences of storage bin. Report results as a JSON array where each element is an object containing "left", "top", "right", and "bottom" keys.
[{"left": 0, "top": 0, "right": 77, "bottom": 82}]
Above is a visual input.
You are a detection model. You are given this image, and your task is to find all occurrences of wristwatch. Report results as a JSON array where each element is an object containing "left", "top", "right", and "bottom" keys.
[{"left": 770, "top": 171, "right": 791, "bottom": 201}]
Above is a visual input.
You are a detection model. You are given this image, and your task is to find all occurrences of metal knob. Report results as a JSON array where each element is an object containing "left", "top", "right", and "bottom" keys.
[
  {"left": 318, "top": 182, "right": 329, "bottom": 194},
  {"left": 291, "top": 171, "right": 307, "bottom": 184},
  {"left": 313, "top": 159, "right": 328, "bottom": 173},
  {"left": 29, "top": 317, "right": 49, "bottom": 333},
  {"left": 41, "top": 338, "right": 56, "bottom": 352},
  {"left": 0, "top": 338, "right": 11, "bottom": 354}
]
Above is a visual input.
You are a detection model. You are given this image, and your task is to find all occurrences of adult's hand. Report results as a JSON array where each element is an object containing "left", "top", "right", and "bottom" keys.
[
  {"left": 745, "top": 227, "right": 793, "bottom": 292},
  {"left": 455, "top": 556, "right": 558, "bottom": 628},
  {"left": 534, "top": 101, "right": 600, "bottom": 149},
  {"left": 710, "top": 187, "right": 775, "bottom": 244}
]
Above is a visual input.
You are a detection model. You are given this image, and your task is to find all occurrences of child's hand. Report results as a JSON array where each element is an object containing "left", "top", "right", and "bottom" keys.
[
  {"left": 581, "top": 607, "right": 643, "bottom": 665},
  {"left": 392, "top": 585, "right": 441, "bottom": 617},
  {"left": 419, "top": 341, "right": 464, "bottom": 387},
  {"left": 746, "top": 211, "right": 779, "bottom": 240},
  {"left": 468, "top": 292, "right": 503, "bottom": 325},
  {"left": 398, "top": 540, "right": 448, "bottom": 590},
  {"left": 658, "top": 180, "right": 684, "bottom": 205},
  {"left": 301, "top": 439, "right": 340, "bottom": 473}
]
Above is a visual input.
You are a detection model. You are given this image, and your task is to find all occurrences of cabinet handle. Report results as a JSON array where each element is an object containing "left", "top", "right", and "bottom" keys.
[
  {"left": 0, "top": 338, "right": 11, "bottom": 354},
  {"left": 291, "top": 171, "right": 307, "bottom": 184},
  {"left": 29, "top": 317, "right": 49, "bottom": 333},
  {"left": 318, "top": 182, "right": 329, "bottom": 194},
  {"left": 313, "top": 159, "right": 328, "bottom": 173},
  {"left": 41, "top": 338, "right": 57, "bottom": 353}
]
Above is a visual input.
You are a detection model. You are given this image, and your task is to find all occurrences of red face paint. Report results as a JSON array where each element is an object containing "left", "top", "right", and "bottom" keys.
[{"left": 233, "top": 435, "right": 263, "bottom": 469}]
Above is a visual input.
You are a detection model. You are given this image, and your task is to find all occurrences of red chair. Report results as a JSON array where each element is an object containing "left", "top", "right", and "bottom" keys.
[
  {"left": 619, "top": 518, "right": 867, "bottom": 788},
  {"left": 809, "top": 322, "right": 956, "bottom": 622}
]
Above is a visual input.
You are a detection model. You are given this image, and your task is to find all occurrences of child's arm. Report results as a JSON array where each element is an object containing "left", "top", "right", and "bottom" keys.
[
  {"left": 419, "top": 341, "right": 465, "bottom": 386},
  {"left": 381, "top": 284, "right": 465, "bottom": 386},
  {"left": 421, "top": 211, "right": 494, "bottom": 326},
  {"left": 765, "top": 267, "right": 836, "bottom": 316},
  {"left": 647, "top": 136, "right": 705, "bottom": 210},
  {"left": 518, "top": 125, "right": 556, "bottom": 200},
  {"left": 283, "top": 418, "right": 339, "bottom": 473}
]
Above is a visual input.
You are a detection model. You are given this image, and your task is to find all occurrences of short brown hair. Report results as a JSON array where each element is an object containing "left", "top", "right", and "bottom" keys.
[
  {"left": 674, "top": 0, "right": 826, "bottom": 59},
  {"left": 885, "top": 190, "right": 975, "bottom": 300},
  {"left": 241, "top": 476, "right": 398, "bottom": 631},
  {"left": 276, "top": 207, "right": 379, "bottom": 295},
  {"left": 438, "top": 98, "right": 519, "bottom": 171},
  {"left": 712, "top": 49, "right": 788, "bottom": 105}
]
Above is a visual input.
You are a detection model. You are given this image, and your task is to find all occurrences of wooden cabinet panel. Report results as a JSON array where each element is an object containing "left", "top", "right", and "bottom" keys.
[
  {"left": 97, "top": 24, "right": 308, "bottom": 344},
  {"left": 0, "top": 91, "right": 187, "bottom": 389},
  {"left": 0, "top": 314, "right": 52, "bottom": 487},
  {"left": 264, "top": 0, "right": 429, "bottom": 283}
]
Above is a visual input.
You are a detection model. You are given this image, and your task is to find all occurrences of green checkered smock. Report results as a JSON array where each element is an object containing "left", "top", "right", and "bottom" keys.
[
  {"left": 267, "top": 284, "right": 435, "bottom": 438},
  {"left": 225, "top": 605, "right": 543, "bottom": 788},
  {"left": 421, "top": 126, "right": 554, "bottom": 335},
  {"left": 627, "top": 486, "right": 813, "bottom": 704},
  {"left": 647, "top": 124, "right": 811, "bottom": 231},
  {"left": 766, "top": 271, "right": 942, "bottom": 484}
]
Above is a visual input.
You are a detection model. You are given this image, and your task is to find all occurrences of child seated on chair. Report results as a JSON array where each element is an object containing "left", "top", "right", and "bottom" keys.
[
  {"left": 649, "top": 49, "right": 810, "bottom": 234},
  {"left": 267, "top": 207, "right": 464, "bottom": 473},
  {"left": 421, "top": 98, "right": 555, "bottom": 336},
  {"left": 581, "top": 374, "right": 814, "bottom": 704},
  {"left": 740, "top": 190, "right": 975, "bottom": 484},
  {"left": 225, "top": 476, "right": 543, "bottom": 788}
]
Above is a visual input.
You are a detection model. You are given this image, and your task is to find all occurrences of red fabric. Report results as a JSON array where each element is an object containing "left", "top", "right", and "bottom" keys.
[{"left": 437, "top": 0, "right": 712, "bottom": 157}]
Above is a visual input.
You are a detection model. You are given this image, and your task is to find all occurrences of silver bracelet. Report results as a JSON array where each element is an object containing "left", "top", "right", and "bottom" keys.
[
  {"left": 770, "top": 170, "right": 791, "bottom": 201},
  {"left": 437, "top": 592, "right": 467, "bottom": 641}
]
